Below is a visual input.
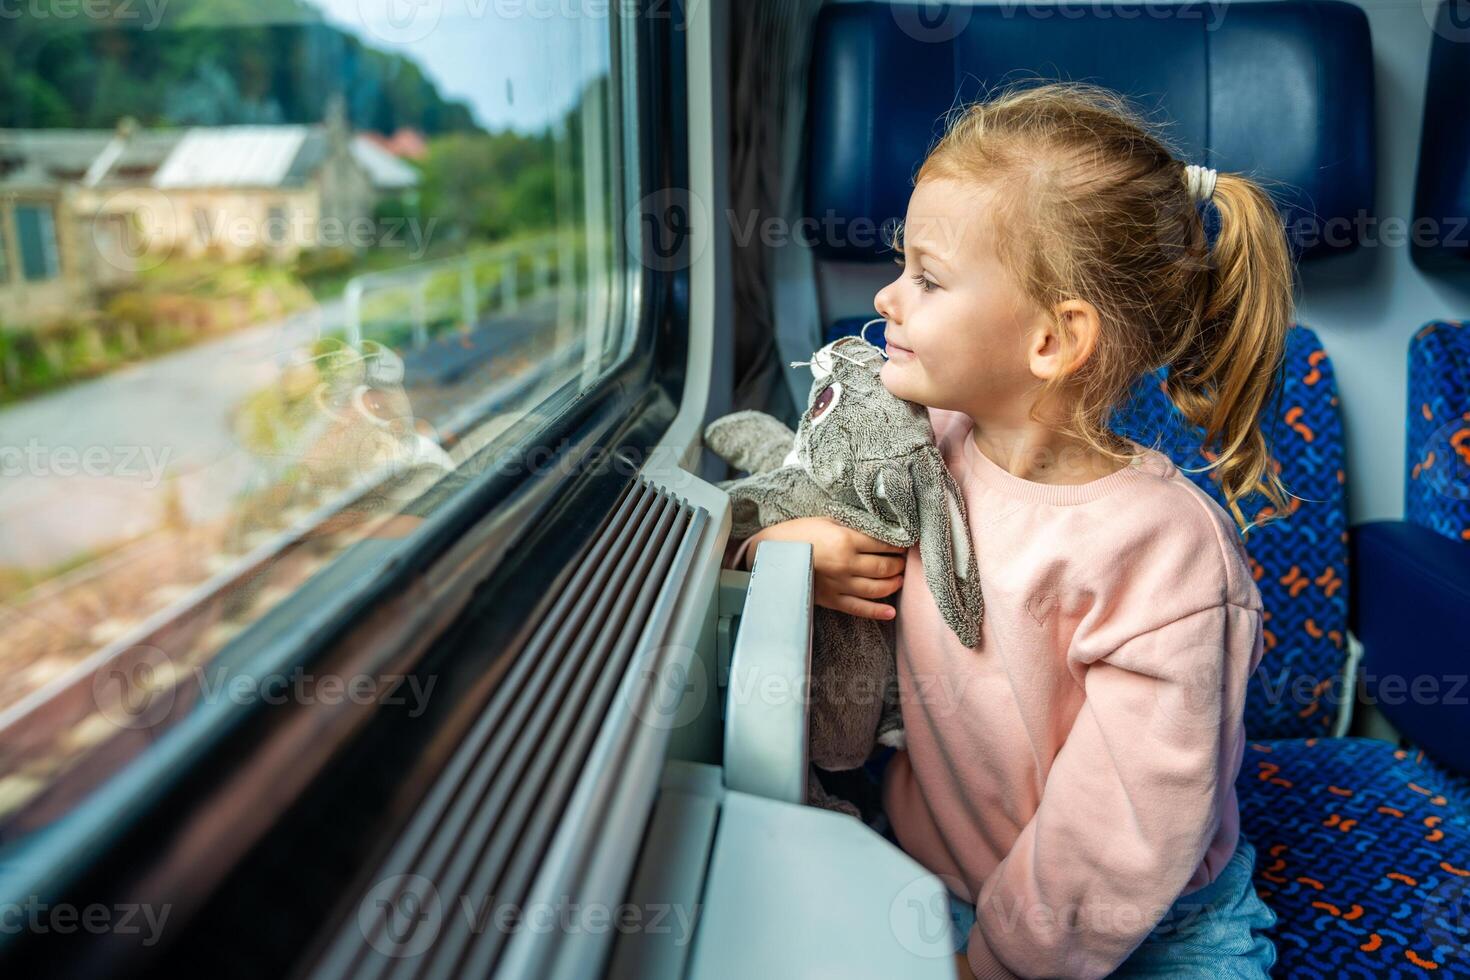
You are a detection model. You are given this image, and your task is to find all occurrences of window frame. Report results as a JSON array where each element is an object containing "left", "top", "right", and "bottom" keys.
[{"left": 0, "top": 4, "right": 691, "bottom": 974}]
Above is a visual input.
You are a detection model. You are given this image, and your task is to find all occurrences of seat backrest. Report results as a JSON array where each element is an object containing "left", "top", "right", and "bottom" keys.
[
  {"left": 1407, "top": 1, "right": 1470, "bottom": 535},
  {"left": 1412, "top": 0, "right": 1470, "bottom": 271},
  {"left": 806, "top": 0, "right": 1376, "bottom": 266},
  {"left": 1406, "top": 320, "right": 1470, "bottom": 542},
  {"left": 803, "top": 2, "right": 1374, "bottom": 739},
  {"left": 1109, "top": 324, "right": 1350, "bottom": 739}
]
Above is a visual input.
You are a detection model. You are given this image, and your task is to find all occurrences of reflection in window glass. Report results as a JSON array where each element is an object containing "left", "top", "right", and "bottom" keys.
[{"left": 0, "top": 1, "right": 633, "bottom": 831}]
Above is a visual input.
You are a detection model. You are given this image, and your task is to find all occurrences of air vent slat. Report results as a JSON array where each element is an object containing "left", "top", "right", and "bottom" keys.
[
  {"left": 420, "top": 494, "right": 683, "bottom": 979},
  {"left": 454, "top": 501, "right": 692, "bottom": 979},
  {"left": 385, "top": 487, "right": 669, "bottom": 980},
  {"left": 322, "top": 480, "right": 651, "bottom": 980},
  {"left": 312, "top": 478, "right": 708, "bottom": 980}
]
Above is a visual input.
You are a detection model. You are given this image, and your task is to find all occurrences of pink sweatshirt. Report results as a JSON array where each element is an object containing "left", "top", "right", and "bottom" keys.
[{"left": 724, "top": 407, "right": 1265, "bottom": 979}]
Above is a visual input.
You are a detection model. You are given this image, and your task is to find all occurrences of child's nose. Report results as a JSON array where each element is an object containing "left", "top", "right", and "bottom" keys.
[{"left": 874, "top": 284, "right": 900, "bottom": 325}]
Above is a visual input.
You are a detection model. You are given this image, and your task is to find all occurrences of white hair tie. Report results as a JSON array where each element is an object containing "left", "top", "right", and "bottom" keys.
[{"left": 1183, "top": 163, "right": 1218, "bottom": 203}]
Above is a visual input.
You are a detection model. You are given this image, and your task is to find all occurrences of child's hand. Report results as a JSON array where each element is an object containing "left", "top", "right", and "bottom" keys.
[{"left": 743, "top": 517, "right": 905, "bottom": 620}]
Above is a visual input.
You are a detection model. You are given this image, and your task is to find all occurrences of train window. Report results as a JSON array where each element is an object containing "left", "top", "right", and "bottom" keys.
[{"left": 0, "top": 2, "right": 637, "bottom": 833}]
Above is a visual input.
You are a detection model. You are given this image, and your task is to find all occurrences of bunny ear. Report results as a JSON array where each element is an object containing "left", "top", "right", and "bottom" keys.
[
  {"left": 867, "top": 462, "right": 917, "bottom": 537},
  {"left": 914, "top": 450, "right": 984, "bottom": 647},
  {"left": 850, "top": 462, "right": 918, "bottom": 546}
]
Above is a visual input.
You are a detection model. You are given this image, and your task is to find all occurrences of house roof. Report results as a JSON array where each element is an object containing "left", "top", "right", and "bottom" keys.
[
  {"left": 361, "top": 127, "right": 428, "bottom": 161},
  {"left": 152, "top": 126, "right": 315, "bottom": 189},
  {"left": 0, "top": 123, "right": 421, "bottom": 193},
  {"left": 0, "top": 129, "right": 183, "bottom": 190},
  {"left": 351, "top": 135, "right": 420, "bottom": 191},
  {"left": 99, "top": 132, "right": 186, "bottom": 182}
]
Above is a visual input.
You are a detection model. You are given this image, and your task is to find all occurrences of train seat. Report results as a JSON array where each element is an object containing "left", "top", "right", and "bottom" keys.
[
  {"left": 1353, "top": 0, "right": 1470, "bottom": 824},
  {"left": 1350, "top": 319, "right": 1470, "bottom": 814},
  {"left": 1110, "top": 323, "right": 1470, "bottom": 976},
  {"left": 777, "top": 1, "right": 1470, "bottom": 975},
  {"left": 1410, "top": 0, "right": 1470, "bottom": 277},
  {"left": 1345, "top": 319, "right": 1470, "bottom": 823},
  {"left": 1407, "top": 0, "right": 1470, "bottom": 539},
  {"left": 776, "top": 0, "right": 1375, "bottom": 416}
]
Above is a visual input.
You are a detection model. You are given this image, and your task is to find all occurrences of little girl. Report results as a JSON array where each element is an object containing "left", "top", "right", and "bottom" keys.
[{"left": 725, "top": 82, "right": 1290, "bottom": 978}]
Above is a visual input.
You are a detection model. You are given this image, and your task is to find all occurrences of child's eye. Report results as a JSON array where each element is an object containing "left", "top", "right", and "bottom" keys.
[{"left": 910, "top": 272, "right": 936, "bottom": 293}]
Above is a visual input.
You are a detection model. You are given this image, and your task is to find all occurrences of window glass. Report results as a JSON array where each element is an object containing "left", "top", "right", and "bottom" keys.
[
  {"left": 0, "top": 0, "right": 636, "bottom": 830},
  {"left": 14, "top": 204, "right": 60, "bottom": 281}
]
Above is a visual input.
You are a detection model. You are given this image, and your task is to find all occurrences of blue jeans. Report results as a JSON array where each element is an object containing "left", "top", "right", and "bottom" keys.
[{"left": 947, "top": 836, "right": 1278, "bottom": 977}]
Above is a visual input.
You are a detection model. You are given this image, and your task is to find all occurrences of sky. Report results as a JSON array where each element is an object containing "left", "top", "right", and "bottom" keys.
[{"left": 309, "top": 0, "right": 612, "bottom": 134}]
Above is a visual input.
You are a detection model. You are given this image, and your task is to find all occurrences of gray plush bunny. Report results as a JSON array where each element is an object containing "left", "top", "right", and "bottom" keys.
[{"left": 706, "top": 334, "right": 983, "bottom": 817}]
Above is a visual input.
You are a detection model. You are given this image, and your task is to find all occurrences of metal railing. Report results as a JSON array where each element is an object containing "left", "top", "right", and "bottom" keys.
[{"left": 342, "top": 236, "right": 567, "bottom": 349}]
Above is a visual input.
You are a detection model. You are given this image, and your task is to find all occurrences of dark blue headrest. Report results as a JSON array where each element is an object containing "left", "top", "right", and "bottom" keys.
[
  {"left": 1413, "top": 0, "right": 1470, "bottom": 271},
  {"left": 806, "top": 1, "right": 1375, "bottom": 263}
]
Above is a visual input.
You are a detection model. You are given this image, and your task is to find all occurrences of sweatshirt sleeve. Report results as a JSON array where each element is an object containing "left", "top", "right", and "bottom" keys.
[{"left": 963, "top": 601, "right": 1263, "bottom": 980}]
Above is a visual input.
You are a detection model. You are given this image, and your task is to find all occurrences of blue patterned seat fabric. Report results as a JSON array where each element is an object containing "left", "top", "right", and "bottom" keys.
[
  {"left": 1409, "top": 748, "right": 1470, "bottom": 842},
  {"left": 1406, "top": 319, "right": 1470, "bottom": 545},
  {"left": 1107, "top": 322, "right": 1351, "bottom": 741},
  {"left": 1238, "top": 738, "right": 1470, "bottom": 978},
  {"left": 829, "top": 315, "right": 1470, "bottom": 975},
  {"left": 1403, "top": 318, "right": 1470, "bottom": 826}
]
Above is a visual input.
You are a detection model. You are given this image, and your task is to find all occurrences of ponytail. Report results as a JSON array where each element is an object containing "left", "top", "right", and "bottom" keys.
[{"left": 1164, "top": 171, "right": 1295, "bottom": 533}]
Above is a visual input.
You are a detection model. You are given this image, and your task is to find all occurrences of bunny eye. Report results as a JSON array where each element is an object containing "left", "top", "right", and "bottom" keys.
[{"left": 810, "top": 381, "right": 842, "bottom": 423}]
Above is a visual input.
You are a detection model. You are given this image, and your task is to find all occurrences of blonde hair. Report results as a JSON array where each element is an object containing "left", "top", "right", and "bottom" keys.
[{"left": 903, "top": 80, "right": 1295, "bottom": 532}]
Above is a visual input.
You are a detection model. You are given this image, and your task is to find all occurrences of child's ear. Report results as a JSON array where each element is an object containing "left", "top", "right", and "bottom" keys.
[{"left": 1033, "top": 298, "right": 1103, "bottom": 381}]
